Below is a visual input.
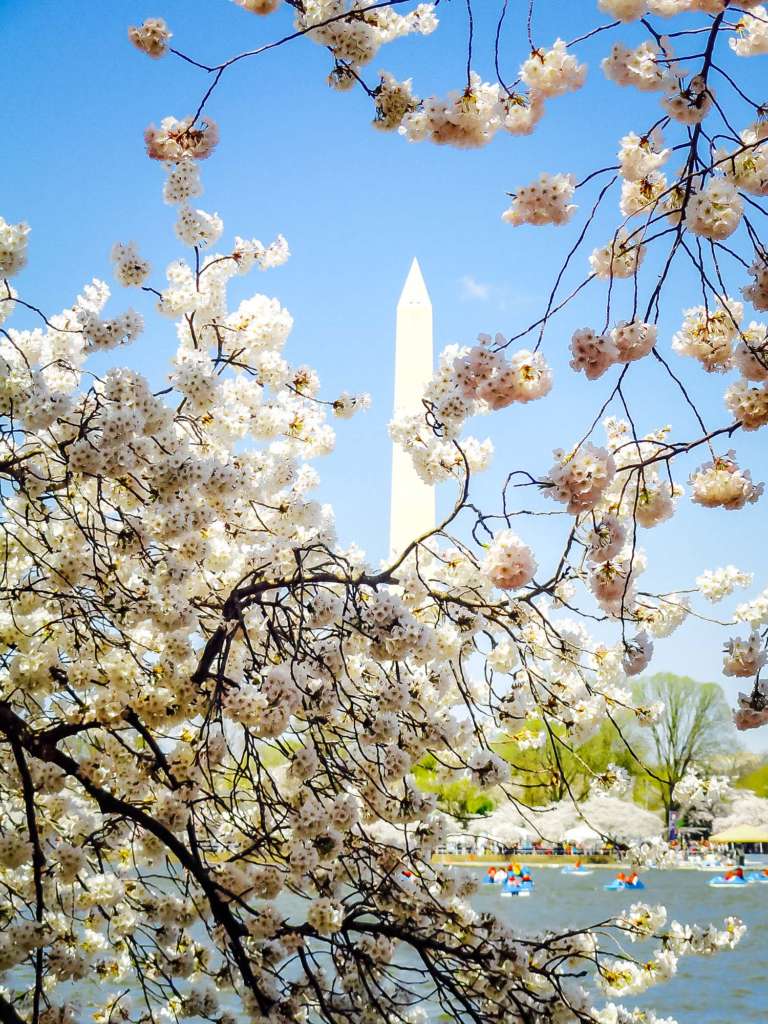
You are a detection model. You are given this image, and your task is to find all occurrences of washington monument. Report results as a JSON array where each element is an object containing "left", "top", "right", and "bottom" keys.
[{"left": 389, "top": 258, "right": 436, "bottom": 556}]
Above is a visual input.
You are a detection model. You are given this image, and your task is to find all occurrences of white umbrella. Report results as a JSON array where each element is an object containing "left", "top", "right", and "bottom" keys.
[{"left": 563, "top": 823, "right": 602, "bottom": 846}]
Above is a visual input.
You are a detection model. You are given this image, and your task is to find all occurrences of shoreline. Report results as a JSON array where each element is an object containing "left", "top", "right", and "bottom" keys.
[
  {"left": 434, "top": 858, "right": 621, "bottom": 870},
  {"left": 431, "top": 854, "right": 744, "bottom": 871}
]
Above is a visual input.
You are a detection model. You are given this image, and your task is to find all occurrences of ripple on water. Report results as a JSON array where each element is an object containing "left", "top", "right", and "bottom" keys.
[
  {"left": 13, "top": 865, "right": 766, "bottom": 1022},
  {"left": 472, "top": 865, "right": 767, "bottom": 1024}
]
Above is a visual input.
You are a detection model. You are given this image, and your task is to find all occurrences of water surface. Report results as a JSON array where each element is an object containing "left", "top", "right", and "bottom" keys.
[{"left": 474, "top": 864, "right": 767, "bottom": 1024}]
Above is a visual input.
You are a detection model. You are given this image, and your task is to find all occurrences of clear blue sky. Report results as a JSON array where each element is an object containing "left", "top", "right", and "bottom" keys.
[{"left": 3, "top": 1, "right": 767, "bottom": 750}]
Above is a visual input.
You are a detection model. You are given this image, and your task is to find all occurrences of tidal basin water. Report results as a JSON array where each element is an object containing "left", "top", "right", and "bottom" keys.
[
  {"left": 31, "top": 864, "right": 767, "bottom": 1023},
  {"left": 471, "top": 864, "right": 767, "bottom": 1024}
]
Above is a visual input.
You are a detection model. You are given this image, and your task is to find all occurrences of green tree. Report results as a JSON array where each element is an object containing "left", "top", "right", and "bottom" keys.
[
  {"left": 495, "top": 720, "right": 640, "bottom": 806},
  {"left": 414, "top": 758, "right": 495, "bottom": 822},
  {"left": 631, "top": 673, "right": 735, "bottom": 815}
]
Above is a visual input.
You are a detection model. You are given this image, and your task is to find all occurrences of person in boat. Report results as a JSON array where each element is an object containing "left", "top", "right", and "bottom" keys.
[
  {"left": 723, "top": 867, "right": 744, "bottom": 881},
  {"left": 616, "top": 872, "right": 627, "bottom": 883},
  {"left": 761, "top": 867, "right": 768, "bottom": 878},
  {"left": 521, "top": 871, "right": 533, "bottom": 884},
  {"left": 627, "top": 871, "right": 640, "bottom": 887},
  {"left": 509, "top": 862, "right": 523, "bottom": 877},
  {"left": 574, "top": 859, "right": 582, "bottom": 869},
  {"left": 485, "top": 867, "right": 497, "bottom": 882}
]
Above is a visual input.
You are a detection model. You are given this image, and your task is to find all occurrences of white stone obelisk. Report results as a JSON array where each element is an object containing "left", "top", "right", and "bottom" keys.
[{"left": 390, "top": 258, "right": 435, "bottom": 556}]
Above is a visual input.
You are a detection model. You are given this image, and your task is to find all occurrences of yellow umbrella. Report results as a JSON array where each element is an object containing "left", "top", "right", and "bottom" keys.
[{"left": 709, "top": 825, "right": 768, "bottom": 844}]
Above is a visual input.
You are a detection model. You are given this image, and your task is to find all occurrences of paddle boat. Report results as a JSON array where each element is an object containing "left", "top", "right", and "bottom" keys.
[
  {"left": 709, "top": 868, "right": 748, "bottom": 888},
  {"left": 500, "top": 876, "right": 535, "bottom": 898},
  {"left": 709, "top": 874, "right": 748, "bottom": 888},
  {"left": 746, "top": 871, "right": 768, "bottom": 884},
  {"left": 500, "top": 864, "right": 535, "bottom": 897},
  {"left": 604, "top": 873, "right": 645, "bottom": 892},
  {"left": 562, "top": 861, "right": 594, "bottom": 877}
]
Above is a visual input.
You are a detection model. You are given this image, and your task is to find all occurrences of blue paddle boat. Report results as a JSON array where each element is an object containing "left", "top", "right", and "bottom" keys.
[
  {"left": 709, "top": 873, "right": 748, "bottom": 888},
  {"left": 500, "top": 870, "right": 535, "bottom": 898},
  {"left": 604, "top": 877, "right": 645, "bottom": 891}
]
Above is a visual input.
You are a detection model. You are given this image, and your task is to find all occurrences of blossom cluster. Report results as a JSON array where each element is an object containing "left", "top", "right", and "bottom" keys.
[
  {"left": 233, "top": 0, "right": 281, "bottom": 13},
  {"left": 298, "top": 1, "right": 438, "bottom": 73},
  {"left": 730, "top": 5, "right": 768, "bottom": 57},
  {"left": 696, "top": 565, "right": 753, "bottom": 602},
  {"left": 689, "top": 453, "right": 764, "bottom": 509},
  {"left": 502, "top": 172, "right": 577, "bottom": 226},
  {"left": 398, "top": 40, "right": 585, "bottom": 148},
  {"left": 570, "top": 320, "right": 657, "bottom": 380},
  {"left": 0, "top": 215, "right": 30, "bottom": 277},
  {"left": 482, "top": 530, "right": 537, "bottom": 590},
  {"left": 389, "top": 334, "right": 552, "bottom": 484},
  {"left": 734, "top": 685, "right": 768, "bottom": 730},
  {"left": 128, "top": 16, "right": 172, "bottom": 57}
]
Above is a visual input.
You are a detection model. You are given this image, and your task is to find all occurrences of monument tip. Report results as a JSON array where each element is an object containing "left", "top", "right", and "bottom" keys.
[{"left": 398, "top": 257, "right": 431, "bottom": 308}]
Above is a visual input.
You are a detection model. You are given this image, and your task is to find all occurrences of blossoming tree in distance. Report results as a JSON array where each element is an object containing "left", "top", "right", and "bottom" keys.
[{"left": 2, "top": 1, "right": 768, "bottom": 1021}]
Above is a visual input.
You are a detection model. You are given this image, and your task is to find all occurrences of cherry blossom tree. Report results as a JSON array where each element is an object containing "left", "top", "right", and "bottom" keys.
[{"left": 4, "top": 2, "right": 768, "bottom": 1022}]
